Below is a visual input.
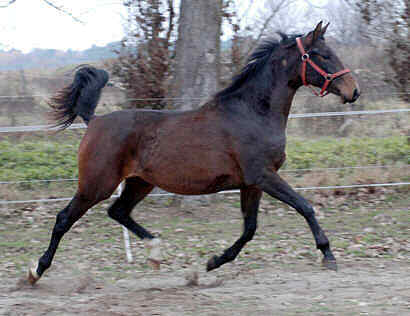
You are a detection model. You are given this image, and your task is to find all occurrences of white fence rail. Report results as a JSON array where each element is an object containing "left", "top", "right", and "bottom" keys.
[
  {"left": 1, "top": 108, "right": 409, "bottom": 133},
  {"left": 2, "top": 106, "right": 409, "bottom": 263},
  {"left": 1, "top": 108, "right": 409, "bottom": 205},
  {"left": 0, "top": 164, "right": 404, "bottom": 185},
  {"left": 1, "top": 182, "right": 409, "bottom": 205}
]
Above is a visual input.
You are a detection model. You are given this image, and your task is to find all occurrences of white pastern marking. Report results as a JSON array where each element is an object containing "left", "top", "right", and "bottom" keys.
[
  {"left": 145, "top": 238, "right": 162, "bottom": 262},
  {"left": 29, "top": 262, "right": 40, "bottom": 280}
]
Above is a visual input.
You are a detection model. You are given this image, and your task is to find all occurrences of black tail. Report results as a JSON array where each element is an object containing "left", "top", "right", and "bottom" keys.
[{"left": 48, "top": 66, "right": 109, "bottom": 130}]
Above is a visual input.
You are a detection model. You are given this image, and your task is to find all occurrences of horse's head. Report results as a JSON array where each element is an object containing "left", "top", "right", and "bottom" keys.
[{"left": 286, "top": 22, "right": 360, "bottom": 103}]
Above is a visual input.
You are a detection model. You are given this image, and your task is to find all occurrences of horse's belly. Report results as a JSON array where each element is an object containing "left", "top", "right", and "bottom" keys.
[
  {"left": 135, "top": 128, "right": 241, "bottom": 194},
  {"left": 153, "top": 174, "right": 240, "bottom": 195},
  {"left": 139, "top": 159, "right": 241, "bottom": 195}
]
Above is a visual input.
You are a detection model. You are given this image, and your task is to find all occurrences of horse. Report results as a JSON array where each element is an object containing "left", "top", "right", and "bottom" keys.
[{"left": 28, "top": 22, "right": 360, "bottom": 284}]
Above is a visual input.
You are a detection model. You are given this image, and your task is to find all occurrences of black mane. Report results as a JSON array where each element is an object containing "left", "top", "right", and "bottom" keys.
[{"left": 216, "top": 33, "right": 301, "bottom": 101}]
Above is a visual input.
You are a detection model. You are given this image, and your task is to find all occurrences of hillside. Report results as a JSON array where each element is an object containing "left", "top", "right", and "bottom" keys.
[{"left": 0, "top": 41, "right": 121, "bottom": 71}]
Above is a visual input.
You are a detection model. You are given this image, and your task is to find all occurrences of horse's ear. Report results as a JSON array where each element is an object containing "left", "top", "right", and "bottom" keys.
[
  {"left": 279, "top": 32, "right": 296, "bottom": 48},
  {"left": 321, "top": 22, "right": 330, "bottom": 37},
  {"left": 305, "top": 21, "right": 323, "bottom": 46},
  {"left": 313, "top": 21, "right": 323, "bottom": 40}
]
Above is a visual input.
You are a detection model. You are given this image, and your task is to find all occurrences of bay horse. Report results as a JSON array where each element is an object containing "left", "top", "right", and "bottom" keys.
[{"left": 28, "top": 22, "right": 360, "bottom": 284}]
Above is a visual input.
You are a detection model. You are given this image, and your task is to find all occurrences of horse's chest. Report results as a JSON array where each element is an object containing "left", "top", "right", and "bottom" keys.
[{"left": 265, "top": 139, "right": 286, "bottom": 170}]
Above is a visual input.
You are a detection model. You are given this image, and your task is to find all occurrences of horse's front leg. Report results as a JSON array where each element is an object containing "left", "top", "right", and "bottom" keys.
[
  {"left": 257, "top": 171, "right": 337, "bottom": 270},
  {"left": 207, "top": 187, "right": 262, "bottom": 271}
]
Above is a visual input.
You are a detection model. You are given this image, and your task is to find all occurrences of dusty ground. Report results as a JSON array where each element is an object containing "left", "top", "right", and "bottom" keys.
[{"left": 0, "top": 189, "right": 409, "bottom": 315}]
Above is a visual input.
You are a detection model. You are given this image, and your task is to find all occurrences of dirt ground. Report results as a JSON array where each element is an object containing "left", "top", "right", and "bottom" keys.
[
  {"left": 1, "top": 190, "right": 409, "bottom": 315},
  {"left": 1, "top": 260, "right": 409, "bottom": 315}
]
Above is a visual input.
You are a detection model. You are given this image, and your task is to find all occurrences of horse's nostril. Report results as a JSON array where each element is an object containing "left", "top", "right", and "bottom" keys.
[{"left": 352, "top": 88, "right": 360, "bottom": 101}]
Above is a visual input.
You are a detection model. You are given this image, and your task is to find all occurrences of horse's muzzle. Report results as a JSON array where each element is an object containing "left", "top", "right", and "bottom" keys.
[{"left": 343, "top": 88, "right": 360, "bottom": 104}]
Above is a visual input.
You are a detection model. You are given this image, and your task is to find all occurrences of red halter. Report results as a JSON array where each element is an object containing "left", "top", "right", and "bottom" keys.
[{"left": 296, "top": 37, "right": 351, "bottom": 97}]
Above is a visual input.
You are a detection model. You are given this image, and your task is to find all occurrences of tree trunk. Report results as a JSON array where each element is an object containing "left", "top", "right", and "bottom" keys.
[
  {"left": 169, "top": 0, "right": 222, "bottom": 208},
  {"left": 171, "top": 0, "right": 222, "bottom": 110}
]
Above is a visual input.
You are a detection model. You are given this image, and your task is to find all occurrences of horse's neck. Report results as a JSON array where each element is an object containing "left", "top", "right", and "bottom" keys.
[
  {"left": 214, "top": 74, "right": 297, "bottom": 126},
  {"left": 267, "top": 83, "right": 297, "bottom": 127}
]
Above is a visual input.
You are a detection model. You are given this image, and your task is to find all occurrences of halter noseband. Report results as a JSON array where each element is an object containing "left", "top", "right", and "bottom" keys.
[{"left": 296, "top": 37, "right": 350, "bottom": 97}]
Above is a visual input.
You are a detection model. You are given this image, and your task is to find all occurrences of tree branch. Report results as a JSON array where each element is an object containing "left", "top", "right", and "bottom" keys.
[
  {"left": 0, "top": 0, "right": 17, "bottom": 8},
  {"left": 166, "top": 0, "right": 175, "bottom": 44},
  {"left": 1, "top": 0, "right": 84, "bottom": 23},
  {"left": 42, "top": 0, "right": 84, "bottom": 24},
  {"left": 244, "top": 0, "right": 292, "bottom": 58},
  {"left": 303, "top": 0, "right": 329, "bottom": 9}
]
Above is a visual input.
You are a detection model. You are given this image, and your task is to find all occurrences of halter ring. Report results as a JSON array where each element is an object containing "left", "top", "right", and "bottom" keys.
[{"left": 301, "top": 54, "right": 309, "bottom": 60}]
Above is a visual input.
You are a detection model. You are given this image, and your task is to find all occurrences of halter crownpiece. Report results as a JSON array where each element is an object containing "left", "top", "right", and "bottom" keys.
[{"left": 295, "top": 37, "right": 351, "bottom": 97}]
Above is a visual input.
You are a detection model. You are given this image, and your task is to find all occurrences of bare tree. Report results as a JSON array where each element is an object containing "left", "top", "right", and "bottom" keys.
[
  {"left": 222, "top": 0, "right": 298, "bottom": 78},
  {"left": 301, "top": 0, "right": 366, "bottom": 44},
  {"left": 170, "top": 0, "right": 223, "bottom": 110},
  {"left": 111, "top": 0, "right": 175, "bottom": 109},
  {"left": 166, "top": 0, "right": 223, "bottom": 207},
  {"left": 344, "top": 0, "right": 409, "bottom": 102}
]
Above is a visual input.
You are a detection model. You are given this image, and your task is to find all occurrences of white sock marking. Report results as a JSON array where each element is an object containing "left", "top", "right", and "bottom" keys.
[{"left": 145, "top": 238, "right": 162, "bottom": 262}]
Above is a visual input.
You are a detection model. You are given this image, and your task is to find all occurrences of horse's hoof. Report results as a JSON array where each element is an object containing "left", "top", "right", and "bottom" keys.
[
  {"left": 322, "top": 258, "right": 338, "bottom": 271},
  {"left": 147, "top": 258, "right": 161, "bottom": 270},
  {"left": 206, "top": 255, "right": 219, "bottom": 272},
  {"left": 27, "top": 266, "right": 40, "bottom": 285}
]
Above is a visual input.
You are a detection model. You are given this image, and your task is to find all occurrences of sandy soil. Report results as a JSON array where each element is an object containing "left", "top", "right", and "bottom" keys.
[
  {"left": 1, "top": 260, "right": 409, "bottom": 316},
  {"left": 1, "top": 192, "right": 409, "bottom": 315}
]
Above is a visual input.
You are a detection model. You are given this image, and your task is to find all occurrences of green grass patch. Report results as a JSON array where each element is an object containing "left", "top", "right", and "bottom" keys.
[
  {"left": 0, "top": 137, "right": 80, "bottom": 182},
  {"left": 1, "top": 136, "right": 408, "bottom": 184},
  {"left": 286, "top": 136, "right": 409, "bottom": 170}
]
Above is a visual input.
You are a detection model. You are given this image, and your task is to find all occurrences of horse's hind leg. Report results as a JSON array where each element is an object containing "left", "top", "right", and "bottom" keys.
[
  {"left": 28, "top": 192, "right": 108, "bottom": 284},
  {"left": 107, "top": 177, "right": 154, "bottom": 239},
  {"left": 107, "top": 177, "right": 161, "bottom": 266},
  {"left": 207, "top": 187, "right": 262, "bottom": 271}
]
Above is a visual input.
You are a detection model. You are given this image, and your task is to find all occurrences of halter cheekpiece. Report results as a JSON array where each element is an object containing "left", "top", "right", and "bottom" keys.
[{"left": 296, "top": 37, "right": 350, "bottom": 97}]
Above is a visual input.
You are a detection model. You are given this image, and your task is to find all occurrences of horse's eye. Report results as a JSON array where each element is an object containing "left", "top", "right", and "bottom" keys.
[{"left": 311, "top": 49, "right": 330, "bottom": 60}]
